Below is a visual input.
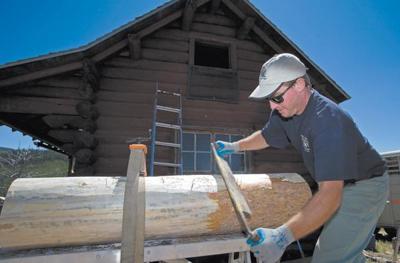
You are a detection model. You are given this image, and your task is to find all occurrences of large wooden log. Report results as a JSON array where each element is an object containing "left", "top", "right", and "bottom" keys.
[{"left": 0, "top": 174, "right": 311, "bottom": 251}]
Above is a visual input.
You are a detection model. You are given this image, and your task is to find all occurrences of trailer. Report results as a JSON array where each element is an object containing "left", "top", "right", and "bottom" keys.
[
  {"left": 374, "top": 150, "right": 400, "bottom": 261},
  {"left": 377, "top": 150, "right": 400, "bottom": 237}
]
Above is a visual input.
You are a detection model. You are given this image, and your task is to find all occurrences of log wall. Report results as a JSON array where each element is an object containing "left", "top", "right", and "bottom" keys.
[
  {"left": 93, "top": 9, "right": 305, "bottom": 176},
  {"left": 0, "top": 7, "right": 306, "bottom": 177}
]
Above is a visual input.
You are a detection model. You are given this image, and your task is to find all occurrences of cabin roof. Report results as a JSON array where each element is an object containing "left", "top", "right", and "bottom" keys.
[{"left": 0, "top": 0, "right": 349, "bottom": 102}]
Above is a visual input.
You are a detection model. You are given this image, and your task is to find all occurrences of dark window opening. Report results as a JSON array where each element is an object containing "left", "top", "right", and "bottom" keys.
[{"left": 194, "top": 42, "right": 230, "bottom": 69}]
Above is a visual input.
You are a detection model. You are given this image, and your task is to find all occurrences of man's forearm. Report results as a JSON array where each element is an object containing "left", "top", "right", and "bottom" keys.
[
  {"left": 237, "top": 130, "right": 269, "bottom": 151},
  {"left": 285, "top": 181, "right": 343, "bottom": 240}
]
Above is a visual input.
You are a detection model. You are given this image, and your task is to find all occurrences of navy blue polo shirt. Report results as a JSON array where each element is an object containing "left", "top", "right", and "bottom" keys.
[{"left": 261, "top": 90, "right": 386, "bottom": 182}]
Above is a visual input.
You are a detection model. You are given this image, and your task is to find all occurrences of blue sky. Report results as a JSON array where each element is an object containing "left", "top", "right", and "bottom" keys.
[{"left": 0, "top": 0, "right": 399, "bottom": 152}]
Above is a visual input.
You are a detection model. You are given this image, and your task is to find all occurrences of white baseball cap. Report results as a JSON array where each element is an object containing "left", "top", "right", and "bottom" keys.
[{"left": 249, "top": 53, "right": 307, "bottom": 99}]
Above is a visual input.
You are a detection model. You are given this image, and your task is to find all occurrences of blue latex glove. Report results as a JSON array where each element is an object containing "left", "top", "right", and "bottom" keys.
[
  {"left": 246, "top": 225, "right": 295, "bottom": 263},
  {"left": 215, "top": 140, "right": 240, "bottom": 157}
]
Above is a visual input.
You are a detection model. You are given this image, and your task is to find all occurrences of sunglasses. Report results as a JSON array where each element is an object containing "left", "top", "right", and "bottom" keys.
[{"left": 267, "top": 81, "right": 296, "bottom": 104}]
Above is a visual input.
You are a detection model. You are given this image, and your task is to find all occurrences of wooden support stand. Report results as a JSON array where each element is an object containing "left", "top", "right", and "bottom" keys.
[{"left": 121, "top": 144, "right": 147, "bottom": 263}]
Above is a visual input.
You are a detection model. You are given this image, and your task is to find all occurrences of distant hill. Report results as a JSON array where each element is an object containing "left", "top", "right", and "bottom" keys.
[
  {"left": 0, "top": 148, "right": 68, "bottom": 197},
  {"left": 0, "top": 147, "right": 12, "bottom": 152}
]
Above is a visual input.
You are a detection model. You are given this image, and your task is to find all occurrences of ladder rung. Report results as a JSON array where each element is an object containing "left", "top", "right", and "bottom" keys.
[
  {"left": 155, "top": 141, "right": 181, "bottom": 148},
  {"left": 157, "top": 89, "right": 181, "bottom": 97},
  {"left": 156, "top": 105, "right": 181, "bottom": 113},
  {"left": 154, "top": 161, "right": 181, "bottom": 168},
  {"left": 156, "top": 122, "right": 181, "bottom": 130}
]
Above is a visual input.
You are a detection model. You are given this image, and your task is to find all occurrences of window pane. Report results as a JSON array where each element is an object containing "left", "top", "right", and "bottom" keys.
[
  {"left": 183, "top": 133, "right": 194, "bottom": 151},
  {"left": 231, "top": 154, "right": 245, "bottom": 172},
  {"left": 196, "top": 153, "right": 211, "bottom": 171},
  {"left": 196, "top": 134, "right": 210, "bottom": 151},
  {"left": 215, "top": 134, "right": 229, "bottom": 142},
  {"left": 231, "top": 135, "right": 244, "bottom": 142},
  {"left": 183, "top": 152, "right": 194, "bottom": 171}
]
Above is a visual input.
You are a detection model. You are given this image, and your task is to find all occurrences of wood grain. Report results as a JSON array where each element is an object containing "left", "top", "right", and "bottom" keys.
[{"left": 0, "top": 174, "right": 311, "bottom": 251}]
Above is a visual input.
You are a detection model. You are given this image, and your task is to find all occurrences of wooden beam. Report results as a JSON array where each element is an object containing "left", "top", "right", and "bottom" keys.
[
  {"left": 0, "top": 236, "right": 251, "bottom": 263},
  {"left": 121, "top": 146, "right": 146, "bottom": 263},
  {"left": 43, "top": 115, "right": 97, "bottom": 132},
  {"left": 221, "top": 0, "right": 283, "bottom": 52},
  {"left": 128, "top": 34, "right": 141, "bottom": 60},
  {"left": 93, "top": 39, "right": 129, "bottom": 62},
  {"left": 0, "top": 95, "right": 77, "bottom": 114},
  {"left": 252, "top": 26, "right": 283, "bottom": 52},
  {"left": 43, "top": 115, "right": 78, "bottom": 128},
  {"left": 0, "top": 174, "right": 311, "bottom": 250},
  {"left": 0, "top": 62, "right": 82, "bottom": 88},
  {"left": 236, "top": 17, "right": 255, "bottom": 40},
  {"left": 93, "top": 10, "right": 184, "bottom": 63},
  {"left": 137, "top": 10, "right": 183, "bottom": 39},
  {"left": 209, "top": 0, "right": 222, "bottom": 14},
  {"left": 10, "top": 86, "right": 81, "bottom": 99},
  {"left": 48, "top": 130, "right": 75, "bottom": 142},
  {"left": 182, "top": 0, "right": 198, "bottom": 31}
]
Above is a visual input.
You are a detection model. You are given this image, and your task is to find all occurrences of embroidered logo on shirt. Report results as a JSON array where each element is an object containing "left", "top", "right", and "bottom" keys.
[{"left": 301, "top": 135, "right": 311, "bottom": 153}]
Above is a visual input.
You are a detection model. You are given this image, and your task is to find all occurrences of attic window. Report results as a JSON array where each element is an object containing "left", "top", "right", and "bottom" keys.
[{"left": 194, "top": 42, "right": 230, "bottom": 69}]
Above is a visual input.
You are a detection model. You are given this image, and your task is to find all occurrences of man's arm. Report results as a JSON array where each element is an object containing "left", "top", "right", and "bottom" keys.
[
  {"left": 215, "top": 130, "right": 269, "bottom": 157},
  {"left": 247, "top": 181, "right": 343, "bottom": 262},
  {"left": 285, "top": 180, "right": 344, "bottom": 239},
  {"left": 237, "top": 130, "right": 269, "bottom": 151}
]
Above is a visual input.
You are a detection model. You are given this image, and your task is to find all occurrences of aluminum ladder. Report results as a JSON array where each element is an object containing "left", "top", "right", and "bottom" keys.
[{"left": 149, "top": 84, "right": 183, "bottom": 176}]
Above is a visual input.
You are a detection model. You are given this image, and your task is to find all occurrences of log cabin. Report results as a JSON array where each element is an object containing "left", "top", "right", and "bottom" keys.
[{"left": 0, "top": 0, "right": 349, "bottom": 181}]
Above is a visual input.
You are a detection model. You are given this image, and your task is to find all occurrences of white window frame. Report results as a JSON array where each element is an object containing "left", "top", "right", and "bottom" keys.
[
  {"left": 182, "top": 131, "right": 247, "bottom": 173},
  {"left": 182, "top": 131, "right": 212, "bottom": 172}
]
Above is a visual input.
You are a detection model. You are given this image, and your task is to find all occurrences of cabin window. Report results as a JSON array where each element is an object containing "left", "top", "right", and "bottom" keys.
[
  {"left": 182, "top": 132, "right": 212, "bottom": 172},
  {"left": 194, "top": 42, "right": 230, "bottom": 69},
  {"left": 182, "top": 132, "right": 246, "bottom": 173},
  {"left": 188, "top": 39, "right": 238, "bottom": 102}
]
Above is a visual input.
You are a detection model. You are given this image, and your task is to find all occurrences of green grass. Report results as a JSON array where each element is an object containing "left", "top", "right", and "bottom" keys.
[
  {"left": 365, "top": 238, "right": 396, "bottom": 262},
  {"left": 375, "top": 240, "right": 394, "bottom": 255},
  {"left": 0, "top": 148, "right": 68, "bottom": 197}
]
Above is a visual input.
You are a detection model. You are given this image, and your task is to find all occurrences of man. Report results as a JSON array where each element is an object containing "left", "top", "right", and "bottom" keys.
[{"left": 216, "top": 53, "right": 388, "bottom": 263}]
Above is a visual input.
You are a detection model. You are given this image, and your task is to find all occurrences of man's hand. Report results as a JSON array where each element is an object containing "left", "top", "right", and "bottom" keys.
[
  {"left": 246, "top": 225, "right": 295, "bottom": 263},
  {"left": 215, "top": 141, "right": 240, "bottom": 157}
]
